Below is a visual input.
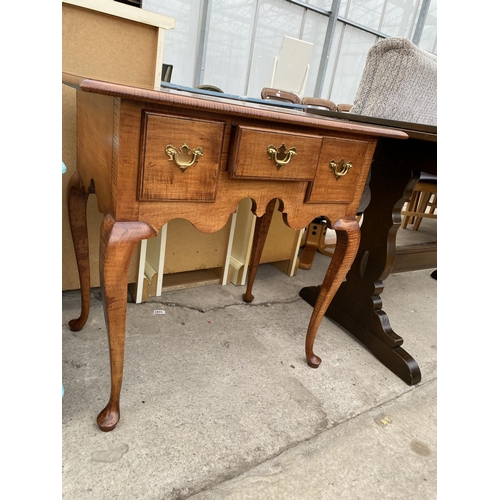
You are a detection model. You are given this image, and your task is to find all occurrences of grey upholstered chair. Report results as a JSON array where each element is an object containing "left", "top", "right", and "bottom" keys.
[
  {"left": 349, "top": 37, "right": 437, "bottom": 125},
  {"left": 350, "top": 37, "right": 437, "bottom": 215},
  {"left": 299, "top": 38, "right": 437, "bottom": 268}
]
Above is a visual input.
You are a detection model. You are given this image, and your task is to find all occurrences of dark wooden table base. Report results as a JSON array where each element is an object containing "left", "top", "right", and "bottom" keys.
[
  {"left": 298, "top": 136, "right": 437, "bottom": 386},
  {"left": 299, "top": 285, "right": 421, "bottom": 385}
]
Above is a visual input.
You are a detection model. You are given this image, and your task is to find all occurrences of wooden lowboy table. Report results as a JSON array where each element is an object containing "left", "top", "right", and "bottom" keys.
[{"left": 63, "top": 73, "right": 406, "bottom": 431}]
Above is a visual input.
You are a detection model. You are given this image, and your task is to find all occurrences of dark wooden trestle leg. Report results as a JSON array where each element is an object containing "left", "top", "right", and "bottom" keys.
[{"left": 96, "top": 214, "right": 156, "bottom": 432}]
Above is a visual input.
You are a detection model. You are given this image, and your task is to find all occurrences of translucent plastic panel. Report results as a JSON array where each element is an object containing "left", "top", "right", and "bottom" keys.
[
  {"left": 319, "top": 22, "right": 343, "bottom": 100},
  {"left": 380, "top": 0, "right": 420, "bottom": 38},
  {"left": 338, "top": 0, "right": 350, "bottom": 17},
  {"left": 328, "top": 26, "right": 378, "bottom": 105},
  {"left": 246, "top": 0, "right": 304, "bottom": 98},
  {"left": 301, "top": 10, "right": 329, "bottom": 97},
  {"left": 419, "top": 0, "right": 437, "bottom": 54},
  {"left": 203, "top": 0, "right": 258, "bottom": 94},
  {"left": 345, "top": 0, "right": 384, "bottom": 30},
  {"left": 142, "top": 0, "right": 201, "bottom": 86},
  {"left": 306, "top": 0, "right": 335, "bottom": 9}
]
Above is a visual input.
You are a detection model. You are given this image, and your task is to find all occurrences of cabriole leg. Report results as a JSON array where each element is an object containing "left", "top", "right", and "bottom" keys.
[
  {"left": 96, "top": 214, "right": 155, "bottom": 432},
  {"left": 305, "top": 218, "right": 361, "bottom": 368},
  {"left": 67, "top": 171, "right": 91, "bottom": 332},
  {"left": 242, "top": 199, "right": 276, "bottom": 303}
]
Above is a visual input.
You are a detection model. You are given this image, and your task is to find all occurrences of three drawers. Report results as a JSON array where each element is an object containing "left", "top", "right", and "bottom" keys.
[{"left": 138, "top": 113, "right": 373, "bottom": 206}]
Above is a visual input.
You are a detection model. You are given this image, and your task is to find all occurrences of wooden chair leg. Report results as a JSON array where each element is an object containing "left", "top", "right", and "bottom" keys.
[
  {"left": 428, "top": 193, "right": 437, "bottom": 215},
  {"left": 401, "top": 178, "right": 437, "bottom": 232},
  {"left": 401, "top": 191, "right": 419, "bottom": 229},
  {"left": 413, "top": 191, "right": 432, "bottom": 231},
  {"left": 298, "top": 219, "right": 327, "bottom": 270}
]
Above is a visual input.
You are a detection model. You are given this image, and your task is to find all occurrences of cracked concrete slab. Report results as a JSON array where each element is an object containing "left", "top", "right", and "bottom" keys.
[
  {"left": 187, "top": 380, "right": 437, "bottom": 500},
  {"left": 62, "top": 248, "right": 437, "bottom": 500}
]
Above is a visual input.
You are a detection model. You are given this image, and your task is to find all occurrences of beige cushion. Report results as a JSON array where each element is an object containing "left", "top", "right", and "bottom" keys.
[{"left": 349, "top": 38, "right": 437, "bottom": 126}]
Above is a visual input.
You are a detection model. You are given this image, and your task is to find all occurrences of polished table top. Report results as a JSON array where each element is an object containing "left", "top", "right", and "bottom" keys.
[{"left": 303, "top": 107, "right": 437, "bottom": 141}]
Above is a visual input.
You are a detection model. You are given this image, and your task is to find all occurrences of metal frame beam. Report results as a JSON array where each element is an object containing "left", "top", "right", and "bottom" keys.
[
  {"left": 412, "top": 0, "right": 432, "bottom": 45},
  {"left": 194, "top": 0, "right": 435, "bottom": 97},
  {"left": 314, "top": 1, "right": 340, "bottom": 97}
]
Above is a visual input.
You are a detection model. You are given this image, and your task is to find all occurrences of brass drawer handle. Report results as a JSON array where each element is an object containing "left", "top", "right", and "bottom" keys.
[
  {"left": 267, "top": 143, "right": 297, "bottom": 170},
  {"left": 165, "top": 143, "right": 204, "bottom": 172},
  {"left": 330, "top": 158, "right": 352, "bottom": 180}
]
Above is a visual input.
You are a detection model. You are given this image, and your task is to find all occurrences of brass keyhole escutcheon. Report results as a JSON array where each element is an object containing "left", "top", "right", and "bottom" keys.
[
  {"left": 267, "top": 143, "right": 297, "bottom": 170},
  {"left": 330, "top": 158, "right": 352, "bottom": 180},
  {"left": 165, "top": 143, "right": 204, "bottom": 173}
]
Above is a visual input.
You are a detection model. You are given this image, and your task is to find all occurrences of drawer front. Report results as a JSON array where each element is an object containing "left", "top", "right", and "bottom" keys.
[
  {"left": 306, "top": 137, "right": 370, "bottom": 203},
  {"left": 139, "top": 112, "right": 224, "bottom": 201},
  {"left": 229, "top": 125, "right": 322, "bottom": 181}
]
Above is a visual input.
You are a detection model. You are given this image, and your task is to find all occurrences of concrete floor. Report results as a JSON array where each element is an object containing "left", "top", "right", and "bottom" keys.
[{"left": 62, "top": 221, "right": 437, "bottom": 500}]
